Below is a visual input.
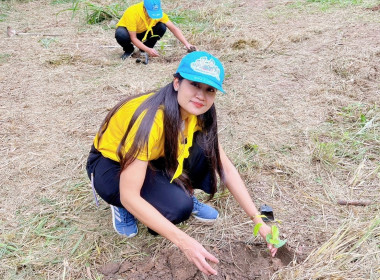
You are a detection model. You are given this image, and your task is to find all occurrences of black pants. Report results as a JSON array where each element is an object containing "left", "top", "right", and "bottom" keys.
[
  {"left": 115, "top": 23, "right": 167, "bottom": 53},
  {"left": 86, "top": 139, "right": 213, "bottom": 225}
]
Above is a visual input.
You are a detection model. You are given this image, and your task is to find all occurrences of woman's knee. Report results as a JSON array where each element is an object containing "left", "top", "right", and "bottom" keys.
[
  {"left": 168, "top": 194, "right": 193, "bottom": 224},
  {"left": 141, "top": 168, "right": 193, "bottom": 224},
  {"left": 92, "top": 157, "right": 122, "bottom": 206}
]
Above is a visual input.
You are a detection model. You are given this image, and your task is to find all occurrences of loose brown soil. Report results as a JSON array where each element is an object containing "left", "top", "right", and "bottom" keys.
[{"left": 99, "top": 243, "right": 298, "bottom": 280}]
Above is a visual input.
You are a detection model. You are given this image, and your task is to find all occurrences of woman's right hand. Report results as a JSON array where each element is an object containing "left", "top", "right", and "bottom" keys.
[
  {"left": 259, "top": 223, "right": 278, "bottom": 257},
  {"left": 179, "top": 236, "right": 219, "bottom": 276}
]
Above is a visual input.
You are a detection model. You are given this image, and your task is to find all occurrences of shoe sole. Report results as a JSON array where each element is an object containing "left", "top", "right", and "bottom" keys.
[
  {"left": 110, "top": 206, "right": 138, "bottom": 238},
  {"left": 192, "top": 213, "right": 219, "bottom": 223}
]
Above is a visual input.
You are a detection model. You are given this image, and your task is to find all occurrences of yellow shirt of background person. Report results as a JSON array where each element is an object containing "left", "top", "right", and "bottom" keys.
[
  {"left": 94, "top": 93, "right": 200, "bottom": 181},
  {"left": 117, "top": 2, "right": 169, "bottom": 40}
]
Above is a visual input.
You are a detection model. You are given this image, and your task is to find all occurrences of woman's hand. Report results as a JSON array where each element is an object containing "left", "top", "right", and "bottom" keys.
[
  {"left": 178, "top": 235, "right": 219, "bottom": 276},
  {"left": 259, "top": 223, "right": 278, "bottom": 257}
]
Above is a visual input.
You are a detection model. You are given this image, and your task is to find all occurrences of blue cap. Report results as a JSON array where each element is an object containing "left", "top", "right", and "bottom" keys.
[
  {"left": 144, "top": 0, "right": 163, "bottom": 19},
  {"left": 176, "top": 51, "right": 225, "bottom": 93}
]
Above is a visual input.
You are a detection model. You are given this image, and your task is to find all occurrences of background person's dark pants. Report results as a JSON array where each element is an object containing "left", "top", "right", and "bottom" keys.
[
  {"left": 86, "top": 137, "right": 214, "bottom": 225},
  {"left": 115, "top": 23, "right": 167, "bottom": 54}
]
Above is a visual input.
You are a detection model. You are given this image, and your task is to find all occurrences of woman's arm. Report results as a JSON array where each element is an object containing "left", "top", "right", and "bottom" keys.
[
  {"left": 119, "top": 159, "right": 219, "bottom": 275},
  {"left": 218, "top": 144, "right": 278, "bottom": 257},
  {"left": 165, "top": 21, "right": 195, "bottom": 51}
]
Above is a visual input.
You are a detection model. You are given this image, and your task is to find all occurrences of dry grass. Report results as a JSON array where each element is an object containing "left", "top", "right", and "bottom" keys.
[
  {"left": 274, "top": 216, "right": 380, "bottom": 279},
  {"left": 1, "top": 0, "right": 379, "bottom": 279}
]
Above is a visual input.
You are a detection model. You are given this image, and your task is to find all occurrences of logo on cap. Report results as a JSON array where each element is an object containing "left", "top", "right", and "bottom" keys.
[
  {"left": 153, "top": 4, "right": 159, "bottom": 10},
  {"left": 190, "top": 56, "right": 221, "bottom": 81}
]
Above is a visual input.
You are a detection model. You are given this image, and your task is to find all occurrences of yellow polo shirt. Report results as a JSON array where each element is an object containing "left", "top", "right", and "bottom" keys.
[
  {"left": 117, "top": 2, "right": 170, "bottom": 41},
  {"left": 94, "top": 93, "right": 201, "bottom": 181}
]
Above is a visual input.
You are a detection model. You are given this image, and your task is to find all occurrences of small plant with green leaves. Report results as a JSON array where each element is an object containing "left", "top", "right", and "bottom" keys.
[
  {"left": 253, "top": 217, "right": 287, "bottom": 249},
  {"left": 158, "top": 40, "right": 166, "bottom": 55}
]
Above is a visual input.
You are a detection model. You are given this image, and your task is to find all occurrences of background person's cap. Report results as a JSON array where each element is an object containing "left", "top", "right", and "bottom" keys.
[
  {"left": 176, "top": 51, "right": 225, "bottom": 93},
  {"left": 144, "top": 0, "right": 163, "bottom": 19}
]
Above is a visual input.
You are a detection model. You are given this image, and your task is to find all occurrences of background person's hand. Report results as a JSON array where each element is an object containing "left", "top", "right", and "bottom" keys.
[
  {"left": 147, "top": 48, "right": 159, "bottom": 57},
  {"left": 259, "top": 223, "right": 278, "bottom": 257},
  {"left": 179, "top": 236, "right": 219, "bottom": 276},
  {"left": 187, "top": 45, "right": 197, "bottom": 53}
]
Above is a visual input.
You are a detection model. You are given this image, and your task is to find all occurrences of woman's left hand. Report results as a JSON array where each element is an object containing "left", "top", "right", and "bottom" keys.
[{"left": 259, "top": 223, "right": 278, "bottom": 257}]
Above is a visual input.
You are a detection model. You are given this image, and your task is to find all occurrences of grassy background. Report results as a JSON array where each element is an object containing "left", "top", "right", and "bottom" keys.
[{"left": 0, "top": 0, "right": 379, "bottom": 279}]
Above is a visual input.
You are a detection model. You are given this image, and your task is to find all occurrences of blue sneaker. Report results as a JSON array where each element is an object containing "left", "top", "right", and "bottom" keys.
[
  {"left": 191, "top": 196, "right": 219, "bottom": 222},
  {"left": 110, "top": 205, "right": 138, "bottom": 238}
]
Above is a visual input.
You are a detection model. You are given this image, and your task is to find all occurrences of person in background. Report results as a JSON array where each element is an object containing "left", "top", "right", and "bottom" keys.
[
  {"left": 115, "top": 0, "right": 196, "bottom": 63},
  {"left": 86, "top": 51, "right": 277, "bottom": 276}
]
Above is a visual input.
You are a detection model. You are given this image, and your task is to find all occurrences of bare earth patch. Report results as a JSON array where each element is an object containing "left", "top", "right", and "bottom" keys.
[{"left": 99, "top": 243, "right": 300, "bottom": 280}]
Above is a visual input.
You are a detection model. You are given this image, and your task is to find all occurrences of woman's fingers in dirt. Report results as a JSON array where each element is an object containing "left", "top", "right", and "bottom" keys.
[
  {"left": 180, "top": 236, "right": 219, "bottom": 275},
  {"left": 205, "top": 250, "right": 219, "bottom": 264},
  {"left": 267, "top": 243, "right": 278, "bottom": 257},
  {"left": 195, "top": 253, "right": 219, "bottom": 276}
]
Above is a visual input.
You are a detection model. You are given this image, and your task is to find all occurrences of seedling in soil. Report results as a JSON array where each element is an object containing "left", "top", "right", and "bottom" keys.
[{"left": 253, "top": 218, "right": 287, "bottom": 249}]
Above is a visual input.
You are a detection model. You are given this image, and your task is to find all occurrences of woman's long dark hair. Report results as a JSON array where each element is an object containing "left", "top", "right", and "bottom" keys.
[{"left": 97, "top": 74, "right": 224, "bottom": 198}]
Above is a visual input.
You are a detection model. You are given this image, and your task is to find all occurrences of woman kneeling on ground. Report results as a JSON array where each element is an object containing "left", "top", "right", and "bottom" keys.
[{"left": 86, "top": 51, "right": 277, "bottom": 276}]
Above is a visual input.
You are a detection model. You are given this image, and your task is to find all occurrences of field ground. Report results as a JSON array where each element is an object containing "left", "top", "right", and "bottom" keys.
[{"left": 1, "top": 0, "right": 379, "bottom": 279}]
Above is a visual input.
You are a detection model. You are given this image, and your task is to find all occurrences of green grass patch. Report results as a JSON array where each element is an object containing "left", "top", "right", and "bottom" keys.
[
  {"left": 233, "top": 143, "right": 262, "bottom": 173},
  {"left": 39, "top": 37, "right": 58, "bottom": 48},
  {"left": 280, "top": 0, "right": 377, "bottom": 14},
  {"left": 0, "top": 13, "right": 8, "bottom": 22},
  {"left": 306, "top": 0, "right": 366, "bottom": 11},
  {"left": 0, "top": 1, "right": 11, "bottom": 22},
  {"left": 59, "top": 0, "right": 127, "bottom": 24},
  {"left": 307, "top": 0, "right": 362, "bottom": 4},
  {"left": 167, "top": 8, "right": 221, "bottom": 35},
  {"left": 51, "top": 0, "right": 75, "bottom": 5},
  {"left": 311, "top": 103, "right": 380, "bottom": 170},
  {"left": 0, "top": 53, "right": 11, "bottom": 64}
]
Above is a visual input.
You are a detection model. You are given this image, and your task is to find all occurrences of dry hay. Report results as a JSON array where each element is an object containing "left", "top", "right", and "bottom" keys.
[
  {"left": 274, "top": 216, "right": 380, "bottom": 279},
  {"left": 0, "top": 0, "right": 379, "bottom": 279}
]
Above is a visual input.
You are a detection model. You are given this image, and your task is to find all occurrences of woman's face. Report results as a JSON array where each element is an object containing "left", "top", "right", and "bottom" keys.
[{"left": 174, "top": 78, "right": 217, "bottom": 119}]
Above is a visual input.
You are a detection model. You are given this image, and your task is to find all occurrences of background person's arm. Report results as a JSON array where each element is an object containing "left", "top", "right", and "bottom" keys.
[
  {"left": 119, "top": 159, "right": 219, "bottom": 276},
  {"left": 128, "top": 30, "right": 159, "bottom": 57},
  {"left": 165, "top": 21, "right": 195, "bottom": 51},
  {"left": 218, "top": 144, "right": 278, "bottom": 257}
]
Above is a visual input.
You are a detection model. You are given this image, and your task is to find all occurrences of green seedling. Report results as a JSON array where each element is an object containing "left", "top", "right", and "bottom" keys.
[{"left": 253, "top": 220, "right": 287, "bottom": 249}]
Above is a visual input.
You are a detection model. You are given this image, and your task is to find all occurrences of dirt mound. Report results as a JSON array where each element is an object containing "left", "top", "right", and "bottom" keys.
[{"left": 99, "top": 242, "right": 298, "bottom": 279}]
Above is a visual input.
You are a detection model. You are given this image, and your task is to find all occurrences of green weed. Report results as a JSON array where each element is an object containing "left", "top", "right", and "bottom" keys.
[
  {"left": 312, "top": 141, "right": 338, "bottom": 166},
  {"left": 59, "top": 0, "right": 125, "bottom": 24}
]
